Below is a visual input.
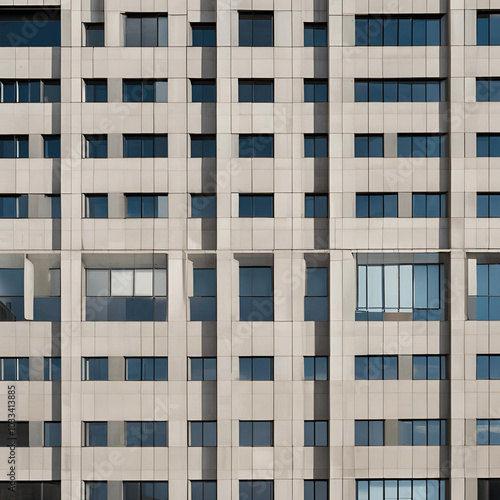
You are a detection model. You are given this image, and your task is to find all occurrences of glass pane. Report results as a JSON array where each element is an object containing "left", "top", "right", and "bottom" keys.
[
  {"left": 367, "top": 266, "right": 383, "bottom": 310},
  {"left": 384, "top": 19, "right": 398, "bottom": 45},
  {"left": 384, "top": 265, "right": 399, "bottom": 311},
  {"left": 142, "top": 83, "right": 154, "bottom": 102},
  {"left": 414, "top": 265, "right": 428, "bottom": 309},
  {"left": 399, "top": 19, "right": 412, "bottom": 45},
  {"left": 355, "top": 357, "right": 368, "bottom": 380},
  {"left": 253, "top": 357, "right": 272, "bottom": 380},
  {"left": 253, "top": 17, "right": 273, "bottom": 47},
  {"left": 355, "top": 136, "right": 368, "bottom": 157},
  {"left": 204, "top": 358, "right": 216, "bottom": 380},
  {"left": 142, "top": 358, "right": 154, "bottom": 381},
  {"left": 126, "top": 196, "right": 141, "bottom": 218},
  {"left": 355, "top": 19, "right": 368, "bottom": 46},
  {"left": 427, "top": 355, "right": 441, "bottom": 380},
  {"left": 134, "top": 269, "right": 153, "bottom": 296},
  {"left": 155, "top": 81, "right": 168, "bottom": 102},
  {"left": 111, "top": 270, "right": 134, "bottom": 296},
  {"left": 239, "top": 358, "right": 252, "bottom": 380},
  {"left": 158, "top": 16, "right": 168, "bottom": 46},
  {"left": 190, "top": 358, "right": 203, "bottom": 381},
  {"left": 203, "top": 421, "right": 216, "bottom": 446},
  {"left": 384, "top": 357, "right": 398, "bottom": 380},
  {"left": 193, "top": 269, "right": 216, "bottom": 297},
  {"left": 356, "top": 195, "right": 368, "bottom": 217},
  {"left": 142, "top": 17, "right": 158, "bottom": 47},
  {"left": 154, "top": 269, "right": 167, "bottom": 296},
  {"left": 253, "top": 421, "right": 272, "bottom": 446},
  {"left": 355, "top": 421, "right": 368, "bottom": 446},
  {"left": 126, "top": 17, "right": 141, "bottom": 46},
  {"left": 126, "top": 358, "right": 141, "bottom": 380},
  {"left": 368, "top": 356, "right": 382, "bottom": 380},
  {"left": 315, "top": 357, "right": 328, "bottom": 380},
  {"left": 399, "top": 421, "right": 413, "bottom": 445},
  {"left": 477, "top": 80, "right": 489, "bottom": 102},
  {"left": 88, "top": 422, "right": 107, "bottom": 446},
  {"left": 239, "top": 81, "right": 253, "bottom": 102},
  {"left": 307, "top": 268, "right": 327, "bottom": 297},
  {"left": 413, "top": 356, "right": 427, "bottom": 380},
  {"left": 369, "top": 420, "right": 384, "bottom": 446},
  {"left": 86, "top": 269, "right": 109, "bottom": 296},
  {"left": 355, "top": 81, "right": 368, "bottom": 101},
  {"left": 43, "top": 81, "right": 60, "bottom": 102},
  {"left": 154, "top": 421, "right": 167, "bottom": 446},
  {"left": 427, "top": 420, "right": 440, "bottom": 445}
]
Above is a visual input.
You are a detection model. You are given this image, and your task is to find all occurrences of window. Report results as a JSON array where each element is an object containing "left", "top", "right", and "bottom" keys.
[
  {"left": 0, "top": 195, "right": 28, "bottom": 218},
  {"left": 478, "top": 420, "right": 500, "bottom": 445},
  {"left": 43, "top": 80, "right": 61, "bottom": 102},
  {"left": 44, "top": 422, "right": 61, "bottom": 447},
  {"left": 357, "top": 263, "right": 445, "bottom": 321},
  {"left": 478, "top": 12, "right": 500, "bottom": 45},
  {"left": 355, "top": 135, "right": 384, "bottom": 157},
  {"left": 239, "top": 421, "right": 273, "bottom": 446},
  {"left": 0, "top": 9, "right": 60, "bottom": 47},
  {"left": 126, "top": 194, "right": 168, "bottom": 218},
  {"left": 85, "top": 79, "right": 107, "bottom": 102},
  {"left": 191, "top": 481, "right": 216, "bottom": 500},
  {"left": 305, "top": 194, "right": 328, "bottom": 218},
  {"left": 477, "top": 355, "right": 500, "bottom": 380},
  {"left": 399, "top": 420, "right": 446, "bottom": 446},
  {"left": 123, "top": 134, "right": 168, "bottom": 158},
  {"left": 189, "top": 357, "right": 216, "bottom": 381},
  {"left": 355, "top": 79, "right": 446, "bottom": 102},
  {"left": 189, "top": 421, "right": 216, "bottom": 446},
  {"left": 304, "top": 23, "right": 327, "bottom": 46},
  {"left": 191, "top": 134, "right": 216, "bottom": 158},
  {"left": 239, "top": 79, "right": 274, "bottom": 103},
  {"left": 304, "top": 356, "right": 328, "bottom": 381},
  {"left": 239, "top": 12, "right": 273, "bottom": 47},
  {"left": 0, "top": 135, "right": 28, "bottom": 158},
  {"left": 44, "top": 135, "right": 60, "bottom": 158},
  {"left": 239, "top": 357, "right": 273, "bottom": 381},
  {"left": 44, "top": 357, "right": 61, "bottom": 381},
  {"left": 239, "top": 134, "right": 274, "bottom": 158},
  {"left": 82, "top": 358, "right": 108, "bottom": 381},
  {"left": 413, "top": 193, "right": 447, "bottom": 217},
  {"left": 125, "top": 358, "right": 168, "bottom": 381},
  {"left": 476, "top": 264, "right": 500, "bottom": 320},
  {"left": 304, "top": 421, "right": 328, "bottom": 446},
  {"left": 239, "top": 267, "right": 273, "bottom": 321},
  {"left": 85, "top": 195, "right": 108, "bottom": 218},
  {"left": 50, "top": 195, "right": 61, "bottom": 218},
  {"left": 355, "top": 16, "right": 444, "bottom": 46},
  {"left": 190, "top": 269, "right": 216, "bottom": 321},
  {"left": 357, "top": 480, "right": 446, "bottom": 500},
  {"left": 192, "top": 23, "right": 215, "bottom": 46},
  {"left": 124, "top": 482, "right": 168, "bottom": 500},
  {"left": 86, "top": 482, "right": 107, "bottom": 500},
  {"left": 355, "top": 420, "right": 384, "bottom": 446},
  {"left": 239, "top": 194, "right": 273, "bottom": 217},
  {"left": 477, "top": 134, "right": 500, "bottom": 157},
  {"left": 0, "top": 80, "right": 50, "bottom": 103},
  {"left": 398, "top": 134, "right": 446, "bottom": 158},
  {"left": 123, "top": 79, "right": 168, "bottom": 102},
  {"left": 477, "top": 79, "right": 500, "bottom": 101},
  {"left": 304, "top": 481, "right": 328, "bottom": 500},
  {"left": 356, "top": 194, "right": 398, "bottom": 217},
  {"left": 304, "top": 268, "right": 328, "bottom": 321},
  {"left": 85, "top": 422, "right": 108, "bottom": 446},
  {"left": 0, "top": 422, "right": 29, "bottom": 446},
  {"left": 191, "top": 194, "right": 216, "bottom": 218},
  {"left": 125, "top": 14, "right": 168, "bottom": 47},
  {"left": 126, "top": 422, "right": 167, "bottom": 447},
  {"left": 85, "top": 268, "right": 167, "bottom": 321},
  {"left": 304, "top": 134, "right": 328, "bottom": 158},
  {"left": 0, "top": 482, "right": 60, "bottom": 497},
  {"left": 84, "top": 135, "right": 108, "bottom": 159},
  {"left": 478, "top": 193, "right": 500, "bottom": 217},
  {"left": 479, "top": 479, "right": 500, "bottom": 500},
  {"left": 304, "top": 79, "right": 328, "bottom": 102},
  {"left": 191, "top": 79, "right": 216, "bottom": 103},
  {"left": 85, "top": 23, "right": 104, "bottom": 47},
  {"left": 0, "top": 269, "right": 25, "bottom": 321},
  {"left": 355, "top": 356, "right": 398, "bottom": 380},
  {"left": 413, "top": 355, "right": 446, "bottom": 380},
  {"left": 239, "top": 481, "right": 273, "bottom": 500},
  {"left": 0, "top": 358, "right": 29, "bottom": 381}
]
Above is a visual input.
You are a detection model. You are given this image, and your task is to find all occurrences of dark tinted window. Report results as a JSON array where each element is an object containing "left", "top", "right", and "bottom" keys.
[
  {"left": 477, "top": 355, "right": 500, "bottom": 380},
  {"left": 0, "top": 9, "right": 60, "bottom": 47},
  {"left": 398, "top": 420, "right": 446, "bottom": 446},
  {"left": 85, "top": 135, "right": 108, "bottom": 158},
  {"left": 239, "top": 134, "right": 274, "bottom": 158},
  {"left": 189, "top": 357, "right": 216, "bottom": 381},
  {"left": 355, "top": 79, "right": 446, "bottom": 102},
  {"left": 191, "top": 79, "right": 215, "bottom": 103},
  {"left": 191, "top": 194, "right": 216, "bottom": 218},
  {"left": 355, "top": 420, "right": 384, "bottom": 446},
  {"left": 239, "top": 267, "right": 273, "bottom": 321},
  {"left": 239, "top": 195, "right": 273, "bottom": 217},
  {"left": 85, "top": 23, "right": 104, "bottom": 47},
  {"left": 304, "top": 268, "right": 328, "bottom": 321},
  {"left": 191, "top": 134, "right": 216, "bottom": 158},
  {"left": 304, "top": 356, "right": 328, "bottom": 380},
  {"left": 123, "top": 134, "right": 168, "bottom": 157},
  {"left": 412, "top": 355, "right": 446, "bottom": 380},
  {"left": 239, "top": 357, "right": 273, "bottom": 381},
  {"left": 355, "top": 135, "right": 384, "bottom": 157},
  {"left": 44, "top": 135, "right": 60, "bottom": 158},
  {"left": 126, "top": 422, "right": 167, "bottom": 446},
  {"left": 123, "top": 482, "right": 168, "bottom": 500},
  {"left": 192, "top": 23, "right": 215, "bottom": 46},
  {"left": 0, "top": 135, "right": 28, "bottom": 158},
  {"left": 44, "top": 357, "right": 61, "bottom": 381},
  {"left": 412, "top": 193, "right": 447, "bottom": 217},
  {"left": 355, "top": 356, "right": 398, "bottom": 380},
  {"left": 44, "top": 422, "right": 61, "bottom": 446},
  {"left": 82, "top": 357, "right": 108, "bottom": 380},
  {"left": 239, "top": 421, "right": 273, "bottom": 446},
  {"left": 304, "top": 421, "right": 328, "bottom": 446},
  {"left": 305, "top": 194, "right": 328, "bottom": 217},
  {"left": 304, "top": 23, "right": 327, "bottom": 47},
  {"left": 125, "top": 358, "right": 168, "bottom": 380},
  {"left": 239, "top": 79, "right": 274, "bottom": 102},
  {"left": 397, "top": 134, "right": 446, "bottom": 157},
  {"left": 304, "top": 79, "right": 328, "bottom": 102},
  {"left": 239, "top": 12, "right": 273, "bottom": 47},
  {"left": 43, "top": 80, "right": 61, "bottom": 102},
  {"left": 0, "top": 196, "right": 28, "bottom": 218},
  {"left": 304, "top": 134, "right": 328, "bottom": 157},
  {"left": 191, "top": 269, "right": 216, "bottom": 321},
  {"left": 304, "top": 481, "right": 328, "bottom": 500},
  {"left": 125, "top": 14, "right": 168, "bottom": 47},
  {"left": 356, "top": 194, "right": 398, "bottom": 217},
  {"left": 477, "top": 78, "right": 500, "bottom": 101},
  {"left": 126, "top": 195, "right": 168, "bottom": 218},
  {"left": 123, "top": 79, "right": 167, "bottom": 102},
  {"left": 85, "top": 79, "right": 107, "bottom": 102},
  {"left": 86, "top": 422, "right": 108, "bottom": 446},
  {"left": 189, "top": 421, "right": 216, "bottom": 446},
  {"left": 85, "top": 195, "right": 108, "bottom": 218}
]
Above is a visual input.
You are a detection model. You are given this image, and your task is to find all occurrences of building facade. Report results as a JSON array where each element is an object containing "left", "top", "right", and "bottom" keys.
[{"left": 0, "top": 0, "right": 498, "bottom": 498}]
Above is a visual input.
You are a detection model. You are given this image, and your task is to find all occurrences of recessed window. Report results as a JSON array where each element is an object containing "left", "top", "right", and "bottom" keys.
[
  {"left": 0, "top": 9, "right": 60, "bottom": 47},
  {"left": 238, "top": 79, "right": 274, "bottom": 103},
  {"left": 189, "top": 357, "right": 216, "bottom": 381},
  {"left": 85, "top": 195, "right": 108, "bottom": 218},
  {"left": 239, "top": 421, "right": 273, "bottom": 446},
  {"left": 355, "top": 420, "right": 384, "bottom": 446},
  {"left": 191, "top": 79, "right": 216, "bottom": 103},
  {"left": 357, "top": 480, "right": 446, "bottom": 500},
  {"left": 355, "top": 356, "right": 398, "bottom": 380},
  {"left": 477, "top": 78, "right": 500, "bottom": 102},
  {"left": 0, "top": 195, "right": 28, "bottom": 218},
  {"left": 0, "top": 135, "right": 29, "bottom": 158},
  {"left": 399, "top": 420, "right": 446, "bottom": 446},
  {"left": 126, "top": 422, "right": 167, "bottom": 446},
  {"left": 190, "top": 269, "right": 216, "bottom": 321},
  {"left": 191, "top": 194, "right": 216, "bottom": 218},
  {"left": 44, "top": 135, "right": 60, "bottom": 158},
  {"left": 126, "top": 194, "right": 168, "bottom": 218},
  {"left": 85, "top": 23, "right": 104, "bottom": 47},
  {"left": 479, "top": 479, "right": 500, "bottom": 500},
  {"left": 239, "top": 357, "right": 273, "bottom": 381},
  {"left": 355, "top": 79, "right": 446, "bottom": 102},
  {"left": 304, "top": 421, "right": 328, "bottom": 446},
  {"left": 304, "top": 268, "right": 328, "bottom": 321},
  {"left": 43, "top": 80, "right": 61, "bottom": 102},
  {"left": 191, "top": 134, "right": 216, "bottom": 158},
  {"left": 239, "top": 12, "right": 273, "bottom": 47},
  {"left": 478, "top": 12, "right": 500, "bottom": 45},
  {"left": 85, "top": 79, "right": 108, "bottom": 102},
  {"left": 85, "top": 481, "right": 108, "bottom": 500},
  {"left": 239, "top": 482, "right": 273, "bottom": 500},
  {"left": 305, "top": 194, "right": 328, "bottom": 218},
  {"left": 0, "top": 80, "right": 41, "bottom": 102},
  {"left": 304, "top": 481, "right": 328, "bottom": 500},
  {"left": 125, "top": 14, "right": 168, "bottom": 47},
  {"left": 477, "top": 419, "right": 500, "bottom": 445},
  {"left": 354, "top": 135, "right": 384, "bottom": 157},
  {"left": 191, "top": 23, "right": 216, "bottom": 46},
  {"left": 189, "top": 421, "right": 216, "bottom": 446},
  {"left": 191, "top": 481, "right": 216, "bottom": 500},
  {"left": 304, "top": 79, "right": 327, "bottom": 102},
  {"left": 398, "top": 134, "right": 446, "bottom": 158},
  {"left": 239, "top": 134, "right": 274, "bottom": 158},
  {"left": 124, "top": 482, "right": 168, "bottom": 500},
  {"left": 0, "top": 357, "right": 29, "bottom": 381},
  {"left": 123, "top": 134, "right": 168, "bottom": 158},
  {"left": 304, "top": 134, "right": 328, "bottom": 158},
  {"left": 356, "top": 194, "right": 398, "bottom": 218},
  {"left": 125, "top": 357, "right": 168, "bottom": 381},
  {"left": 123, "top": 79, "right": 168, "bottom": 102},
  {"left": 0, "top": 422, "right": 29, "bottom": 446},
  {"left": 44, "top": 422, "right": 61, "bottom": 447},
  {"left": 44, "top": 357, "right": 61, "bottom": 381},
  {"left": 304, "top": 356, "right": 328, "bottom": 381},
  {"left": 84, "top": 135, "right": 108, "bottom": 159},
  {"left": 81, "top": 357, "right": 108, "bottom": 381},
  {"left": 413, "top": 355, "right": 446, "bottom": 380},
  {"left": 304, "top": 23, "right": 327, "bottom": 46},
  {"left": 239, "top": 194, "right": 273, "bottom": 217},
  {"left": 413, "top": 193, "right": 446, "bottom": 217},
  {"left": 477, "top": 354, "right": 500, "bottom": 380},
  {"left": 239, "top": 267, "right": 273, "bottom": 321}
]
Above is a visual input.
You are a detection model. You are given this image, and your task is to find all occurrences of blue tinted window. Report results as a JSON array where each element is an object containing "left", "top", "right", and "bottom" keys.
[
  {"left": 238, "top": 79, "right": 274, "bottom": 102},
  {"left": 85, "top": 135, "right": 107, "bottom": 158},
  {"left": 86, "top": 23, "right": 104, "bottom": 47},
  {"left": 189, "top": 421, "right": 216, "bottom": 446},
  {"left": 305, "top": 194, "right": 327, "bottom": 218},
  {"left": 44, "top": 357, "right": 61, "bottom": 381},
  {"left": 239, "top": 421, "right": 273, "bottom": 446},
  {"left": 304, "top": 356, "right": 328, "bottom": 381},
  {"left": 123, "top": 134, "right": 167, "bottom": 158},
  {"left": 355, "top": 356, "right": 398, "bottom": 380},
  {"left": 86, "top": 422, "right": 107, "bottom": 446},
  {"left": 356, "top": 194, "right": 397, "bottom": 217},
  {"left": 239, "top": 267, "right": 273, "bottom": 321},
  {"left": 239, "top": 195, "right": 273, "bottom": 217},
  {"left": 355, "top": 79, "right": 446, "bottom": 102},
  {"left": 304, "top": 421, "right": 328, "bottom": 446},
  {"left": 125, "top": 358, "right": 167, "bottom": 381},
  {"left": 397, "top": 134, "right": 445, "bottom": 157},
  {"left": 239, "top": 357, "right": 273, "bottom": 380},
  {"left": 44, "top": 135, "right": 60, "bottom": 158},
  {"left": 412, "top": 193, "right": 446, "bottom": 217},
  {"left": 0, "top": 10, "right": 60, "bottom": 47},
  {"left": 239, "top": 12, "right": 273, "bottom": 47},
  {"left": 192, "top": 23, "right": 216, "bottom": 46},
  {"left": 85, "top": 79, "right": 107, "bottom": 102},
  {"left": 304, "top": 134, "right": 328, "bottom": 158},
  {"left": 43, "top": 80, "right": 60, "bottom": 102},
  {"left": 191, "top": 195, "right": 216, "bottom": 218},
  {"left": 190, "top": 357, "right": 216, "bottom": 381},
  {"left": 191, "top": 79, "right": 215, "bottom": 103},
  {"left": 125, "top": 15, "right": 168, "bottom": 47},
  {"left": 0, "top": 358, "right": 28, "bottom": 380},
  {"left": 0, "top": 196, "right": 28, "bottom": 218},
  {"left": 239, "top": 134, "right": 274, "bottom": 158},
  {"left": 304, "top": 79, "right": 327, "bottom": 102},
  {"left": 477, "top": 355, "right": 500, "bottom": 380},
  {"left": 86, "top": 482, "right": 107, "bottom": 500},
  {"left": 477, "top": 13, "right": 500, "bottom": 45},
  {"left": 82, "top": 357, "right": 108, "bottom": 380},
  {"left": 0, "top": 135, "right": 28, "bottom": 158},
  {"left": 86, "top": 195, "right": 108, "bottom": 218},
  {"left": 191, "top": 135, "right": 216, "bottom": 158},
  {"left": 355, "top": 420, "right": 384, "bottom": 446},
  {"left": 123, "top": 79, "right": 167, "bottom": 102},
  {"left": 355, "top": 135, "right": 384, "bottom": 157},
  {"left": 239, "top": 481, "right": 273, "bottom": 500},
  {"left": 126, "top": 195, "right": 167, "bottom": 218},
  {"left": 413, "top": 355, "right": 446, "bottom": 380},
  {"left": 304, "top": 23, "right": 327, "bottom": 47},
  {"left": 477, "top": 79, "right": 500, "bottom": 101},
  {"left": 191, "top": 481, "right": 216, "bottom": 500},
  {"left": 126, "top": 421, "right": 167, "bottom": 446},
  {"left": 124, "top": 482, "right": 168, "bottom": 500},
  {"left": 305, "top": 268, "right": 328, "bottom": 321},
  {"left": 43, "top": 422, "right": 61, "bottom": 447},
  {"left": 16, "top": 80, "right": 40, "bottom": 102},
  {"left": 191, "top": 269, "right": 216, "bottom": 321},
  {"left": 477, "top": 134, "right": 500, "bottom": 157}
]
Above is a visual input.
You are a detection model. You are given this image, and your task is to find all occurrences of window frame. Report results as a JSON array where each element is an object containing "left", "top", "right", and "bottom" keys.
[
  {"left": 81, "top": 357, "right": 109, "bottom": 381},
  {"left": 304, "top": 22, "right": 327, "bottom": 47},
  {"left": 239, "top": 420, "right": 274, "bottom": 447},
  {"left": 412, "top": 355, "right": 447, "bottom": 380},
  {"left": 125, "top": 421, "right": 168, "bottom": 447},
  {"left": 188, "top": 421, "right": 217, "bottom": 447},
  {"left": 125, "top": 357, "right": 168, "bottom": 381},
  {"left": 239, "top": 356, "right": 274, "bottom": 381},
  {"left": 304, "top": 134, "right": 328, "bottom": 158},
  {"left": 123, "top": 134, "right": 168, "bottom": 158},
  {"left": 0, "top": 357, "right": 29, "bottom": 381},
  {"left": 356, "top": 193, "right": 398, "bottom": 218},
  {"left": 239, "top": 134, "right": 274, "bottom": 158},
  {"left": 304, "top": 420, "right": 328, "bottom": 447},
  {"left": 238, "top": 79, "right": 274, "bottom": 103},
  {"left": 238, "top": 11, "right": 274, "bottom": 47},
  {"left": 191, "top": 22, "right": 216, "bottom": 47},
  {"left": 124, "top": 13, "right": 168, "bottom": 47},
  {"left": 355, "top": 79, "right": 446, "bottom": 103}
]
